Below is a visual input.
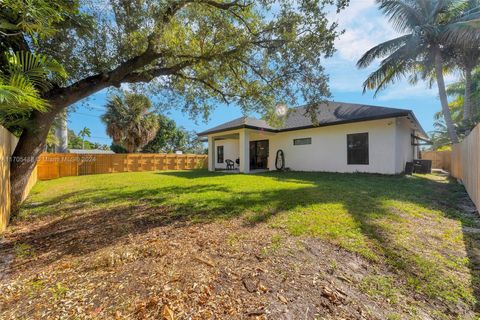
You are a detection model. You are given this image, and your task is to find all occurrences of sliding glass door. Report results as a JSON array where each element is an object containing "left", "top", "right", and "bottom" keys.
[{"left": 249, "top": 140, "right": 269, "bottom": 170}]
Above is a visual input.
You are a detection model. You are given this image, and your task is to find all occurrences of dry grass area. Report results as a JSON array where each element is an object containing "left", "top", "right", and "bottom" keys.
[{"left": 0, "top": 170, "right": 479, "bottom": 319}]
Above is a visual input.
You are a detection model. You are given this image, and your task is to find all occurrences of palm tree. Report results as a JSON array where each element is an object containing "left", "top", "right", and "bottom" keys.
[
  {"left": 78, "top": 127, "right": 91, "bottom": 149},
  {"left": 357, "top": 0, "right": 480, "bottom": 144},
  {"left": 461, "top": 51, "right": 480, "bottom": 121},
  {"left": 447, "top": 0, "right": 480, "bottom": 122},
  {"left": 430, "top": 70, "right": 480, "bottom": 148},
  {"left": 101, "top": 92, "right": 159, "bottom": 153},
  {"left": 447, "top": 66, "right": 480, "bottom": 124}
]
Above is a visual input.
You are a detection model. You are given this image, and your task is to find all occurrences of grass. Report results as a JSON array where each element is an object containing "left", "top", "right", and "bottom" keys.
[
  {"left": 14, "top": 243, "right": 35, "bottom": 259},
  {"left": 360, "top": 275, "right": 399, "bottom": 304},
  {"left": 20, "top": 170, "right": 480, "bottom": 309}
]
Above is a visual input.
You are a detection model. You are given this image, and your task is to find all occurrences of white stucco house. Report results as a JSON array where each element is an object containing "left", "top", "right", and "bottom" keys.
[{"left": 198, "top": 101, "right": 428, "bottom": 174}]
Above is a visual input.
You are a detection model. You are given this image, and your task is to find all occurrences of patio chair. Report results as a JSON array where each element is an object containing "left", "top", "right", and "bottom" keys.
[{"left": 225, "top": 159, "right": 235, "bottom": 170}]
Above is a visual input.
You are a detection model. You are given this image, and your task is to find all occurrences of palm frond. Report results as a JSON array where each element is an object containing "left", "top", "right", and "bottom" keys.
[
  {"left": 377, "top": 0, "right": 423, "bottom": 32},
  {"left": 0, "top": 80, "right": 47, "bottom": 113},
  {"left": 443, "top": 18, "right": 480, "bottom": 46},
  {"left": 361, "top": 41, "right": 419, "bottom": 95},
  {"left": 357, "top": 34, "right": 412, "bottom": 68},
  {"left": 7, "top": 51, "right": 68, "bottom": 91},
  {"left": 441, "top": 0, "right": 480, "bottom": 46}
]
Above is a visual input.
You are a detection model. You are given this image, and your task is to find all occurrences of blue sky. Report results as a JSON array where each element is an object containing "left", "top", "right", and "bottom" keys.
[{"left": 68, "top": 0, "right": 456, "bottom": 145}]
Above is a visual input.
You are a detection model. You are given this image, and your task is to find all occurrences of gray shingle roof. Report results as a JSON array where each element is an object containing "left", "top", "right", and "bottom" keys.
[{"left": 198, "top": 101, "right": 427, "bottom": 138}]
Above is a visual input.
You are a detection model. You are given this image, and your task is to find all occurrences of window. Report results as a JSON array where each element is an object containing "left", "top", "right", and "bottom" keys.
[
  {"left": 293, "top": 138, "right": 312, "bottom": 145},
  {"left": 217, "top": 146, "right": 224, "bottom": 163},
  {"left": 347, "top": 133, "right": 369, "bottom": 165}
]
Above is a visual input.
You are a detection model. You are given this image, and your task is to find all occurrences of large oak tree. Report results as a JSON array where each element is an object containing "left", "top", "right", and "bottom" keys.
[{"left": 5, "top": 0, "right": 348, "bottom": 211}]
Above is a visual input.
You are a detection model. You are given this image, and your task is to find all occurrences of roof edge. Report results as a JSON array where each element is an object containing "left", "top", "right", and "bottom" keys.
[
  {"left": 198, "top": 112, "right": 420, "bottom": 137},
  {"left": 405, "top": 110, "right": 429, "bottom": 139},
  {"left": 197, "top": 124, "right": 277, "bottom": 137}
]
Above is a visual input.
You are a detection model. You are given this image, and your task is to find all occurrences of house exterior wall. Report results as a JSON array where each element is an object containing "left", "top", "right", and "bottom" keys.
[
  {"left": 206, "top": 117, "right": 417, "bottom": 174},
  {"left": 267, "top": 118, "right": 400, "bottom": 174},
  {"left": 394, "top": 117, "right": 415, "bottom": 173},
  {"left": 214, "top": 139, "right": 239, "bottom": 169}
]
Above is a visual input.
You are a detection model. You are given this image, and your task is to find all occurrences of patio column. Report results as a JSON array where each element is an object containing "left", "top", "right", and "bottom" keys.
[
  {"left": 208, "top": 136, "right": 215, "bottom": 172},
  {"left": 239, "top": 130, "right": 250, "bottom": 173}
]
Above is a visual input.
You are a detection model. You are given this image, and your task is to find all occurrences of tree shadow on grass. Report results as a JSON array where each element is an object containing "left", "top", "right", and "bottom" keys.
[
  {"left": 4, "top": 170, "right": 480, "bottom": 314},
  {"left": 156, "top": 169, "right": 233, "bottom": 179}
]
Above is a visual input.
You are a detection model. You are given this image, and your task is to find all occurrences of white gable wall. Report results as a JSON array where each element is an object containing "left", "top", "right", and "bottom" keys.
[{"left": 267, "top": 118, "right": 399, "bottom": 174}]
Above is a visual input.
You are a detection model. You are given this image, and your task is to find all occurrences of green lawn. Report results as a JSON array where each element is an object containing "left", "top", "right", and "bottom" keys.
[{"left": 20, "top": 170, "right": 480, "bottom": 312}]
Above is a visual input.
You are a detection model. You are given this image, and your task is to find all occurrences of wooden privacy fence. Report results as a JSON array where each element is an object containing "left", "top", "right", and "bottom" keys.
[
  {"left": 420, "top": 150, "right": 452, "bottom": 172},
  {"left": 451, "top": 124, "right": 480, "bottom": 211},
  {"left": 37, "top": 153, "right": 208, "bottom": 180},
  {"left": 0, "top": 126, "right": 37, "bottom": 232}
]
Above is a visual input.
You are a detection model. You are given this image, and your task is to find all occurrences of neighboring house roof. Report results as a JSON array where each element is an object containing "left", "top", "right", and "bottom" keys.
[
  {"left": 198, "top": 101, "right": 428, "bottom": 139},
  {"left": 68, "top": 149, "right": 115, "bottom": 154}
]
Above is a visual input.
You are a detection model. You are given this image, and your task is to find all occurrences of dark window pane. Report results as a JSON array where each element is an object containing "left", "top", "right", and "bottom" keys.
[
  {"left": 293, "top": 138, "right": 312, "bottom": 145},
  {"left": 347, "top": 133, "right": 369, "bottom": 165},
  {"left": 217, "top": 146, "right": 224, "bottom": 163}
]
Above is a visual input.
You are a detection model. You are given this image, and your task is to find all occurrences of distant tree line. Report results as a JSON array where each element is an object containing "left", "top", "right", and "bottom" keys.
[{"left": 68, "top": 130, "right": 110, "bottom": 151}]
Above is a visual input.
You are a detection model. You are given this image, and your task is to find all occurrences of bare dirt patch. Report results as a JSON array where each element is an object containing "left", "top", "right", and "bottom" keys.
[{"left": 0, "top": 202, "right": 476, "bottom": 319}]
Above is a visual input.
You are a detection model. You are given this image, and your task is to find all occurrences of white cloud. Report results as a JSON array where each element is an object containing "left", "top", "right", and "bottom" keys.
[
  {"left": 376, "top": 83, "right": 437, "bottom": 102},
  {"left": 329, "top": 0, "right": 399, "bottom": 62}
]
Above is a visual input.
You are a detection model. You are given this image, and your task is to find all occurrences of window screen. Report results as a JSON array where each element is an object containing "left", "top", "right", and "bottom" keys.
[
  {"left": 293, "top": 138, "right": 312, "bottom": 145},
  {"left": 347, "top": 133, "right": 369, "bottom": 165},
  {"left": 217, "top": 146, "right": 224, "bottom": 163}
]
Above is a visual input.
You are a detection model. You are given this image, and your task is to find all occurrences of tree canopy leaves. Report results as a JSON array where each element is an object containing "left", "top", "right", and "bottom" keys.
[
  {"left": 142, "top": 115, "right": 204, "bottom": 154},
  {"left": 37, "top": 0, "right": 349, "bottom": 121}
]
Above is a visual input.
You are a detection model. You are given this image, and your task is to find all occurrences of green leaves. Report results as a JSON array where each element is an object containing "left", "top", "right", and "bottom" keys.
[
  {"left": 34, "top": 0, "right": 348, "bottom": 123},
  {"left": 0, "top": 82, "right": 46, "bottom": 113},
  {"left": 7, "top": 51, "right": 67, "bottom": 91},
  {"left": 0, "top": 51, "right": 67, "bottom": 130},
  {"left": 1, "top": 0, "right": 80, "bottom": 40}
]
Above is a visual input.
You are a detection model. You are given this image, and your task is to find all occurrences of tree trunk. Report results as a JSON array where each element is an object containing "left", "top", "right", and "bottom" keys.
[
  {"left": 10, "top": 77, "right": 111, "bottom": 215},
  {"left": 434, "top": 49, "right": 459, "bottom": 144},
  {"left": 464, "top": 66, "right": 473, "bottom": 121},
  {"left": 10, "top": 110, "right": 57, "bottom": 214},
  {"left": 8, "top": 38, "right": 195, "bottom": 215}
]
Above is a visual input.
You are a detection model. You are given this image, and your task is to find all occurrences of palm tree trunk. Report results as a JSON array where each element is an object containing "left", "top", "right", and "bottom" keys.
[
  {"left": 464, "top": 66, "right": 473, "bottom": 121},
  {"left": 82, "top": 138, "right": 85, "bottom": 149},
  {"left": 434, "top": 49, "right": 459, "bottom": 144}
]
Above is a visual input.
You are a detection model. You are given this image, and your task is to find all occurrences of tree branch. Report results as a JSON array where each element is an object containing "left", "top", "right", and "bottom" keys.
[
  {"left": 121, "top": 61, "right": 196, "bottom": 83},
  {"left": 176, "top": 73, "right": 230, "bottom": 104},
  {"left": 202, "top": 0, "right": 252, "bottom": 10}
]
